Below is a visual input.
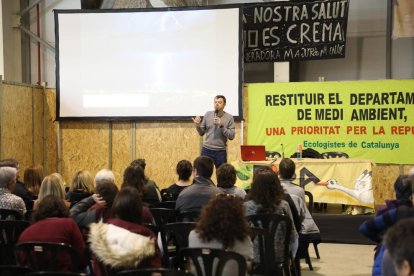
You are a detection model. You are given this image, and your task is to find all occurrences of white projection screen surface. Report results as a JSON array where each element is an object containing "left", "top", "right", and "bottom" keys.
[{"left": 55, "top": 7, "right": 242, "bottom": 120}]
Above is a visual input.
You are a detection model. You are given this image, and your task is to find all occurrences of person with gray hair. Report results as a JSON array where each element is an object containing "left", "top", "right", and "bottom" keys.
[
  {"left": 0, "top": 166, "right": 26, "bottom": 216},
  {"left": 95, "top": 169, "right": 116, "bottom": 186}
]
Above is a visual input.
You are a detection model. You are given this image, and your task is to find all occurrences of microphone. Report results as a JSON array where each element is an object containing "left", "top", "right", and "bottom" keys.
[
  {"left": 214, "top": 109, "right": 218, "bottom": 127},
  {"left": 281, "top": 143, "right": 285, "bottom": 159}
]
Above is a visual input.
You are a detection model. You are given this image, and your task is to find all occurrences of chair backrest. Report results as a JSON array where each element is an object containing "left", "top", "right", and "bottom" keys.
[
  {"left": 321, "top": 152, "right": 349, "bottom": 159},
  {"left": 179, "top": 248, "right": 247, "bottom": 276},
  {"left": 117, "top": 268, "right": 194, "bottom": 276},
  {"left": 149, "top": 208, "right": 177, "bottom": 227},
  {"left": 26, "top": 272, "right": 86, "bottom": 275},
  {"left": 160, "top": 189, "right": 177, "bottom": 202},
  {"left": 0, "top": 264, "right": 32, "bottom": 275},
  {"left": 176, "top": 211, "right": 200, "bottom": 222},
  {"left": 0, "top": 220, "right": 30, "bottom": 265},
  {"left": 0, "top": 209, "right": 23, "bottom": 220},
  {"left": 265, "top": 151, "right": 281, "bottom": 159},
  {"left": 159, "top": 222, "right": 196, "bottom": 268},
  {"left": 304, "top": 191, "right": 314, "bottom": 214},
  {"left": 249, "top": 227, "right": 274, "bottom": 276},
  {"left": 157, "top": 201, "right": 177, "bottom": 210},
  {"left": 15, "top": 242, "right": 79, "bottom": 272},
  {"left": 247, "top": 214, "right": 292, "bottom": 265}
]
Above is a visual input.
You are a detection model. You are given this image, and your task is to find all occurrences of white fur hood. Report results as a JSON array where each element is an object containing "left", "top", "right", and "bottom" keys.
[{"left": 88, "top": 221, "right": 156, "bottom": 268}]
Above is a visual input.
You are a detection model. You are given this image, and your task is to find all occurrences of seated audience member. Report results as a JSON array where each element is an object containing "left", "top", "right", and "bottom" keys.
[
  {"left": 131, "top": 158, "right": 162, "bottom": 201},
  {"left": 70, "top": 180, "right": 119, "bottom": 229},
  {"left": 23, "top": 165, "right": 43, "bottom": 198},
  {"left": 0, "top": 166, "right": 26, "bottom": 216},
  {"left": 377, "top": 175, "right": 412, "bottom": 215},
  {"left": 66, "top": 170, "right": 94, "bottom": 208},
  {"left": 383, "top": 218, "right": 414, "bottom": 276},
  {"left": 244, "top": 169, "right": 298, "bottom": 262},
  {"left": 359, "top": 177, "right": 414, "bottom": 276},
  {"left": 278, "top": 158, "right": 320, "bottom": 235},
  {"left": 95, "top": 169, "right": 116, "bottom": 186},
  {"left": 0, "top": 159, "right": 33, "bottom": 212},
  {"left": 18, "top": 195, "right": 87, "bottom": 272},
  {"left": 36, "top": 173, "right": 69, "bottom": 209},
  {"left": 189, "top": 194, "right": 253, "bottom": 275},
  {"left": 163, "top": 160, "right": 193, "bottom": 201},
  {"left": 122, "top": 164, "right": 160, "bottom": 207},
  {"left": 89, "top": 187, "right": 162, "bottom": 275},
  {"left": 216, "top": 163, "right": 246, "bottom": 200},
  {"left": 176, "top": 156, "right": 221, "bottom": 214}
]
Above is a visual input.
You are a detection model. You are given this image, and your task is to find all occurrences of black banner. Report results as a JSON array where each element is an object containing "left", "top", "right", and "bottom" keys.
[{"left": 243, "top": 0, "right": 349, "bottom": 63}]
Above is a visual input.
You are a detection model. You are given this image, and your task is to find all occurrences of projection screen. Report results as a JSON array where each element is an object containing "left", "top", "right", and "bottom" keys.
[{"left": 55, "top": 6, "right": 242, "bottom": 120}]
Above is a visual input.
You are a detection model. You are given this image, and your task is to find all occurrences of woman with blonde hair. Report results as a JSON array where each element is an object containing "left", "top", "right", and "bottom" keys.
[
  {"left": 23, "top": 165, "right": 43, "bottom": 197},
  {"left": 36, "top": 173, "right": 69, "bottom": 209},
  {"left": 66, "top": 170, "right": 94, "bottom": 208}
]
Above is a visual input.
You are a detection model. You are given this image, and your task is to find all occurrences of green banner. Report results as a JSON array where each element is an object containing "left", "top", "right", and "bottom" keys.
[{"left": 247, "top": 80, "right": 414, "bottom": 164}]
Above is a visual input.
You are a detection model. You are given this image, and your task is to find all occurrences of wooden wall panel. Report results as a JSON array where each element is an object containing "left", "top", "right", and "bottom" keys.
[
  {"left": 111, "top": 122, "right": 133, "bottom": 186},
  {"left": 135, "top": 121, "right": 201, "bottom": 189},
  {"left": 372, "top": 164, "right": 401, "bottom": 205},
  {"left": 60, "top": 121, "right": 109, "bottom": 187},
  {"left": 44, "top": 89, "right": 58, "bottom": 175},
  {"left": 1, "top": 83, "right": 33, "bottom": 172},
  {"left": 33, "top": 87, "right": 44, "bottom": 167}
]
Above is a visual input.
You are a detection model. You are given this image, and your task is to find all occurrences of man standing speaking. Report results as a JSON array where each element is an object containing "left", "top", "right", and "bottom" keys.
[{"left": 192, "top": 95, "right": 235, "bottom": 168}]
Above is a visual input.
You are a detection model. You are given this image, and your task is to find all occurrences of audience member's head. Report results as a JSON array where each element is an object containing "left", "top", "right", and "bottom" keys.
[
  {"left": 176, "top": 160, "right": 193, "bottom": 181},
  {"left": 384, "top": 218, "right": 414, "bottom": 276},
  {"left": 196, "top": 193, "right": 250, "bottom": 248},
  {"left": 0, "top": 158, "right": 20, "bottom": 178},
  {"left": 121, "top": 165, "right": 146, "bottom": 196},
  {"left": 95, "top": 169, "right": 116, "bottom": 186},
  {"left": 70, "top": 170, "right": 94, "bottom": 194},
  {"left": 38, "top": 173, "right": 66, "bottom": 202},
  {"left": 278, "top": 158, "right": 296, "bottom": 180},
  {"left": 408, "top": 167, "right": 414, "bottom": 176},
  {"left": 193, "top": 156, "right": 214, "bottom": 179},
  {"left": 216, "top": 163, "right": 236, "bottom": 189},
  {"left": 130, "top": 159, "right": 146, "bottom": 170},
  {"left": 23, "top": 165, "right": 43, "bottom": 196},
  {"left": 112, "top": 187, "right": 143, "bottom": 224},
  {"left": 0, "top": 166, "right": 17, "bottom": 191},
  {"left": 248, "top": 168, "right": 284, "bottom": 213},
  {"left": 394, "top": 175, "right": 412, "bottom": 201},
  {"left": 34, "top": 195, "right": 69, "bottom": 222},
  {"left": 95, "top": 180, "right": 119, "bottom": 208}
]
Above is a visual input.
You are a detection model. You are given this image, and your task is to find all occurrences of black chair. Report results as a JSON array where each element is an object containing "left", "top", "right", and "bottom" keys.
[
  {"left": 149, "top": 208, "right": 177, "bottom": 227},
  {"left": 27, "top": 272, "right": 87, "bottom": 275},
  {"left": 176, "top": 211, "right": 200, "bottom": 222},
  {"left": 0, "top": 220, "right": 30, "bottom": 265},
  {"left": 265, "top": 151, "right": 281, "bottom": 159},
  {"left": 178, "top": 248, "right": 247, "bottom": 276},
  {"left": 163, "top": 222, "right": 197, "bottom": 269},
  {"left": 321, "top": 152, "right": 349, "bottom": 159},
  {"left": 247, "top": 214, "right": 297, "bottom": 276},
  {"left": 0, "top": 265, "right": 32, "bottom": 276},
  {"left": 15, "top": 242, "right": 80, "bottom": 272},
  {"left": 0, "top": 209, "right": 23, "bottom": 220},
  {"left": 116, "top": 268, "right": 194, "bottom": 276},
  {"left": 249, "top": 227, "right": 274, "bottom": 276},
  {"left": 304, "top": 191, "right": 320, "bottom": 260},
  {"left": 157, "top": 201, "right": 177, "bottom": 210}
]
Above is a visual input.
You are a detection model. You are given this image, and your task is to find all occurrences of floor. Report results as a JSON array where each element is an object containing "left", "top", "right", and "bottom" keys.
[{"left": 300, "top": 243, "right": 376, "bottom": 276}]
